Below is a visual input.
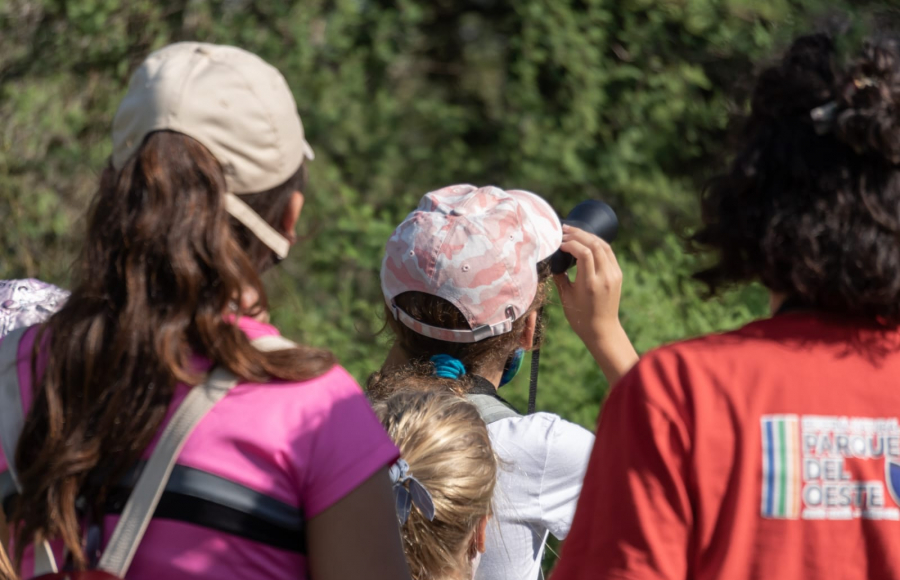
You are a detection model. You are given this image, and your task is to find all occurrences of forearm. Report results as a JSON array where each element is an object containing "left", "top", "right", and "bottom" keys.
[
  {"left": 586, "top": 323, "right": 639, "bottom": 386},
  {"left": 553, "top": 227, "right": 638, "bottom": 385}
]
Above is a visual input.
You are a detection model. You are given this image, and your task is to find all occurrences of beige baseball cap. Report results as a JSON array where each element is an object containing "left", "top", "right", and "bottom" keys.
[{"left": 111, "top": 42, "right": 314, "bottom": 259}]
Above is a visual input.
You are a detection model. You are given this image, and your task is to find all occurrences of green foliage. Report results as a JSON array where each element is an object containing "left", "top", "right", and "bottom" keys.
[
  {"left": 0, "top": 6, "right": 891, "bottom": 402},
  {"left": 2, "top": 0, "right": 893, "bottom": 408},
  {"left": 3, "top": 0, "right": 895, "bottom": 572},
  {"left": 1, "top": 0, "right": 892, "bottom": 411}
]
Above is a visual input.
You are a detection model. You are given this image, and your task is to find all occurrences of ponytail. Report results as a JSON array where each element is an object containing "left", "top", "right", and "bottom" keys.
[{"left": 371, "top": 389, "right": 496, "bottom": 580}]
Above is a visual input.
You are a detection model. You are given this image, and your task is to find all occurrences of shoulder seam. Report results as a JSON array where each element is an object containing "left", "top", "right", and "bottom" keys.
[{"left": 536, "top": 414, "right": 556, "bottom": 524}]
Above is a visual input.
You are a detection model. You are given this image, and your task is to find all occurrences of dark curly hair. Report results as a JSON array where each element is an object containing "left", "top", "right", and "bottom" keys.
[{"left": 692, "top": 33, "right": 900, "bottom": 323}]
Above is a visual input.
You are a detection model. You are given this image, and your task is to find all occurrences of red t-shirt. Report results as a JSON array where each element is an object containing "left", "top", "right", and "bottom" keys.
[{"left": 553, "top": 312, "right": 900, "bottom": 580}]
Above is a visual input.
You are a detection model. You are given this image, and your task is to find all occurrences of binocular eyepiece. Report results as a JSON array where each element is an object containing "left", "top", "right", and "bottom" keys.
[{"left": 549, "top": 200, "right": 619, "bottom": 275}]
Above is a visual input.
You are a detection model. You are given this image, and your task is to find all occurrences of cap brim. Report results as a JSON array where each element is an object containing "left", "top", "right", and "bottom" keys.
[
  {"left": 301, "top": 139, "right": 315, "bottom": 161},
  {"left": 224, "top": 193, "right": 291, "bottom": 258}
]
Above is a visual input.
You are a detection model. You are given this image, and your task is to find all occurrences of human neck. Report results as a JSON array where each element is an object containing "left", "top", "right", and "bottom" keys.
[{"left": 476, "top": 368, "right": 503, "bottom": 390}]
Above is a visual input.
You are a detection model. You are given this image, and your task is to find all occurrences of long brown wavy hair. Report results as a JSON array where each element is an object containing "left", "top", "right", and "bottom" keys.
[{"left": 11, "top": 131, "right": 335, "bottom": 568}]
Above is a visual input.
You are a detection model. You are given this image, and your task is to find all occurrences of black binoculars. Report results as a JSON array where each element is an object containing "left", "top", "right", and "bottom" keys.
[{"left": 549, "top": 200, "right": 619, "bottom": 275}]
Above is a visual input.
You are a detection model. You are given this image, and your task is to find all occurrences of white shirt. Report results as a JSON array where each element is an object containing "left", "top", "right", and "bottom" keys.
[{"left": 476, "top": 412, "right": 595, "bottom": 580}]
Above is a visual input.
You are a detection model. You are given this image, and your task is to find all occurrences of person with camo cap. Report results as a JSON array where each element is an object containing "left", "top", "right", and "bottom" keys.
[
  {"left": 0, "top": 279, "right": 67, "bottom": 577},
  {"left": 373, "top": 184, "right": 639, "bottom": 580},
  {"left": 0, "top": 280, "right": 69, "bottom": 339}
]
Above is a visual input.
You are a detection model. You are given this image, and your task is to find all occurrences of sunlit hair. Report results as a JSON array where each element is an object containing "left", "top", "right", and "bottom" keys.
[
  {"left": 371, "top": 386, "right": 497, "bottom": 580},
  {"left": 382, "top": 261, "right": 552, "bottom": 383},
  {"left": 11, "top": 131, "right": 335, "bottom": 569},
  {"left": 0, "top": 544, "right": 14, "bottom": 580}
]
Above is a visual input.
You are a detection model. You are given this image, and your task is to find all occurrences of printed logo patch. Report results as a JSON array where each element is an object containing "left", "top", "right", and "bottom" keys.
[
  {"left": 761, "top": 415, "right": 802, "bottom": 518},
  {"left": 760, "top": 414, "right": 900, "bottom": 521}
]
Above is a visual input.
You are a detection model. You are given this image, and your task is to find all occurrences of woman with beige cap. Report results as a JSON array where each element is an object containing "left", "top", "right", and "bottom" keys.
[{"left": 0, "top": 43, "right": 410, "bottom": 580}]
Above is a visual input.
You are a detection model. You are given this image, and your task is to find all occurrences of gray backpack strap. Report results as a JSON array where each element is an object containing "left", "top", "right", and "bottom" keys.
[
  {"left": 465, "top": 393, "right": 521, "bottom": 424},
  {"left": 0, "top": 332, "right": 298, "bottom": 577},
  {"left": 248, "top": 335, "right": 297, "bottom": 352},
  {"left": 97, "top": 365, "right": 241, "bottom": 576},
  {"left": 0, "top": 326, "right": 28, "bottom": 490},
  {"left": 0, "top": 326, "right": 59, "bottom": 575},
  {"left": 98, "top": 334, "right": 296, "bottom": 576}
]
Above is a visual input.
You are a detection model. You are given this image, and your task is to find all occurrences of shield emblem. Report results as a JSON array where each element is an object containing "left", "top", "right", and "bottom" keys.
[{"left": 885, "top": 459, "right": 900, "bottom": 508}]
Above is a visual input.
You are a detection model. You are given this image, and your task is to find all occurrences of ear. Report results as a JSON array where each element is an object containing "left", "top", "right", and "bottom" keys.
[
  {"left": 281, "top": 191, "right": 305, "bottom": 243},
  {"left": 475, "top": 515, "right": 489, "bottom": 553},
  {"left": 519, "top": 310, "right": 538, "bottom": 350},
  {"left": 769, "top": 291, "right": 788, "bottom": 315},
  {"left": 238, "top": 285, "right": 269, "bottom": 322}
]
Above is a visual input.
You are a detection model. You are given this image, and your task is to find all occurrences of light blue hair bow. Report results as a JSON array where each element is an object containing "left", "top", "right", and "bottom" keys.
[{"left": 389, "top": 458, "right": 436, "bottom": 524}]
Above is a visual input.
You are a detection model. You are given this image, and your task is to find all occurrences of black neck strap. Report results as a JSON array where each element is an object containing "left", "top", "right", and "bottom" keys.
[
  {"left": 527, "top": 307, "right": 544, "bottom": 414},
  {"left": 468, "top": 375, "right": 523, "bottom": 414},
  {"left": 468, "top": 374, "right": 499, "bottom": 396}
]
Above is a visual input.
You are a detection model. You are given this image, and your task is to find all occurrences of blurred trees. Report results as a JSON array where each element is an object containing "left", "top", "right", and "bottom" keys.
[{"left": 1, "top": 0, "right": 896, "bottom": 426}]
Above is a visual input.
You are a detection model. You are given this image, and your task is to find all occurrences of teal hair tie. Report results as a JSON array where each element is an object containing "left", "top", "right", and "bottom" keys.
[{"left": 430, "top": 354, "right": 467, "bottom": 380}]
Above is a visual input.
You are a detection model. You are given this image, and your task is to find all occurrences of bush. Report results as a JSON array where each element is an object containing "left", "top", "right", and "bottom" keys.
[
  {"left": 2, "top": 0, "right": 891, "bottom": 415},
  {"left": 4, "top": 0, "right": 896, "bottom": 573}
]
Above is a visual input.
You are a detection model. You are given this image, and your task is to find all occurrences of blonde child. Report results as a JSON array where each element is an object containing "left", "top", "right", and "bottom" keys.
[{"left": 371, "top": 379, "right": 497, "bottom": 580}]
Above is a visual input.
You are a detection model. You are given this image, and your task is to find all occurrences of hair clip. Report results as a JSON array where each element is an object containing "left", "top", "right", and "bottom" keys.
[
  {"left": 854, "top": 76, "right": 878, "bottom": 90},
  {"left": 390, "top": 459, "right": 436, "bottom": 524},
  {"left": 810, "top": 101, "right": 839, "bottom": 135},
  {"left": 430, "top": 354, "right": 466, "bottom": 380}
]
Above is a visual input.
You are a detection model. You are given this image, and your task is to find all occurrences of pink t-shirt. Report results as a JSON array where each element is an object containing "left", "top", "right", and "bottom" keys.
[{"left": 0, "top": 317, "right": 399, "bottom": 579}]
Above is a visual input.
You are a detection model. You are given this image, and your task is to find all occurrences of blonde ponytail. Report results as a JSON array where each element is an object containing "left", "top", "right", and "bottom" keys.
[
  {"left": 372, "top": 389, "right": 496, "bottom": 580},
  {"left": 0, "top": 545, "right": 16, "bottom": 580}
]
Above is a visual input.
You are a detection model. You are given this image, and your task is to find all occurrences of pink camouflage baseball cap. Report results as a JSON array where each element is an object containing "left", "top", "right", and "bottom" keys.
[
  {"left": 0, "top": 279, "right": 69, "bottom": 338},
  {"left": 381, "top": 184, "right": 563, "bottom": 343}
]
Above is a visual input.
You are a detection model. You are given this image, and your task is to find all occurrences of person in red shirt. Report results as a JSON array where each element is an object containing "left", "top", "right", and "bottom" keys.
[{"left": 553, "top": 33, "right": 900, "bottom": 580}]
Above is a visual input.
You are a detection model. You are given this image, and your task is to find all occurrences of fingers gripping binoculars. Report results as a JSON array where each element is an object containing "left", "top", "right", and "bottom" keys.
[
  {"left": 526, "top": 200, "right": 619, "bottom": 414},
  {"left": 549, "top": 200, "right": 619, "bottom": 274}
]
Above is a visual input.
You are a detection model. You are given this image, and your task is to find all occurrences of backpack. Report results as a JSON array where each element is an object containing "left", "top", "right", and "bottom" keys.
[
  {"left": 0, "top": 327, "right": 295, "bottom": 579},
  {"left": 464, "top": 375, "right": 523, "bottom": 425}
]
